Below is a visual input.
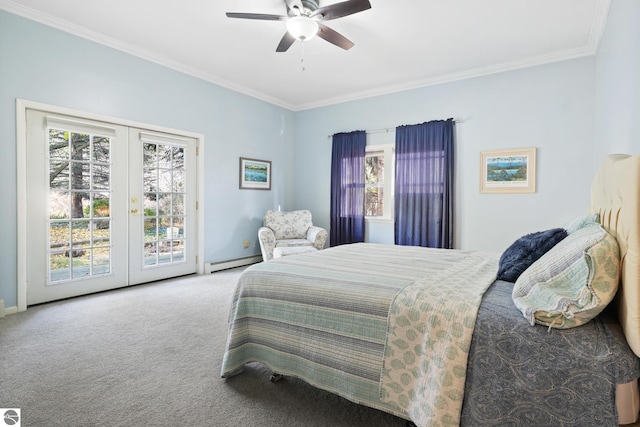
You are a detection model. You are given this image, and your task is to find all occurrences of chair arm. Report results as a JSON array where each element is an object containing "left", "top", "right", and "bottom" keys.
[
  {"left": 307, "top": 226, "right": 328, "bottom": 250},
  {"left": 258, "top": 227, "right": 276, "bottom": 261}
]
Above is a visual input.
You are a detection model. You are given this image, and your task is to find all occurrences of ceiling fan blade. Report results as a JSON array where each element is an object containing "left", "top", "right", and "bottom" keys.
[
  {"left": 317, "top": 23, "right": 354, "bottom": 50},
  {"left": 310, "top": 0, "right": 371, "bottom": 21},
  {"left": 225, "top": 12, "right": 287, "bottom": 21},
  {"left": 276, "top": 32, "right": 297, "bottom": 52}
]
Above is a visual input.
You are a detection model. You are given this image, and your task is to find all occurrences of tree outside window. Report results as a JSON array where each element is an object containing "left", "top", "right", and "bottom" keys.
[{"left": 365, "top": 153, "right": 384, "bottom": 217}]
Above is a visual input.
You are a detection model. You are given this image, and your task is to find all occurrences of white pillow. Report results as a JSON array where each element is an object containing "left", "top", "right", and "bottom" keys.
[
  {"left": 512, "top": 224, "right": 620, "bottom": 329},
  {"left": 563, "top": 212, "right": 600, "bottom": 234}
]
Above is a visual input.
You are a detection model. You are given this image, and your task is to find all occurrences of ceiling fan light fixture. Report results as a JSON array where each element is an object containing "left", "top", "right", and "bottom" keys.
[{"left": 286, "top": 16, "right": 318, "bottom": 41}]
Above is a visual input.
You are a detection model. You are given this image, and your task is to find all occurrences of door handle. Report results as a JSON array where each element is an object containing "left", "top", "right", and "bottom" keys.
[{"left": 131, "top": 209, "right": 138, "bottom": 214}]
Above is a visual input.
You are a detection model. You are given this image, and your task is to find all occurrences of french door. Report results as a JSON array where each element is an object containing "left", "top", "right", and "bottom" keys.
[
  {"left": 25, "top": 109, "right": 198, "bottom": 305},
  {"left": 127, "top": 129, "right": 197, "bottom": 285}
]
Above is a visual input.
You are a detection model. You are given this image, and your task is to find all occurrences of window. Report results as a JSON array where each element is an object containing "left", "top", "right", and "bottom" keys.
[
  {"left": 365, "top": 153, "right": 383, "bottom": 216},
  {"left": 365, "top": 144, "right": 394, "bottom": 220}
]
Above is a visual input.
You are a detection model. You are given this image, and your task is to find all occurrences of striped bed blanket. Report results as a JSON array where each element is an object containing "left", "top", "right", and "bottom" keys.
[{"left": 221, "top": 243, "right": 498, "bottom": 426}]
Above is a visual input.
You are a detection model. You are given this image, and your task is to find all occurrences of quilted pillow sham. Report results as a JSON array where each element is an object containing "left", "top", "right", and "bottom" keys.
[
  {"left": 497, "top": 228, "right": 568, "bottom": 282},
  {"left": 563, "top": 212, "right": 600, "bottom": 234},
  {"left": 512, "top": 224, "right": 620, "bottom": 329}
]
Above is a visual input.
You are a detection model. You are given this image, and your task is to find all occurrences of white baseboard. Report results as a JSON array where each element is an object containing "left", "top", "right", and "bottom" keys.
[
  {"left": 0, "top": 299, "right": 17, "bottom": 317},
  {"left": 206, "top": 255, "right": 262, "bottom": 273},
  {"left": 0, "top": 257, "right": 261, "bottom": 317}
]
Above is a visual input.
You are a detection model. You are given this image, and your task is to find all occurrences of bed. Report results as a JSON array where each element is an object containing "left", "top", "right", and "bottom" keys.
[{"left": 221, "top": 154, "right": 640, "bottom": 426}]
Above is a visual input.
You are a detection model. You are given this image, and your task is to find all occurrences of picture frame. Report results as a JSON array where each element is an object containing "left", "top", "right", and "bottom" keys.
[
  {"left": 480, "top": 147, "right": 536, "bottom": 193},
  {"left": 239, "top": 157, "right": 271, "bottom": 190}
]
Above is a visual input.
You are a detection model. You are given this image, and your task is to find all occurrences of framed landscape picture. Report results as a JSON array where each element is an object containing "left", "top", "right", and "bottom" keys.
[
  {"left": 480, "top": 147, "right": 536, "bottom": 193},
  {"left": 239, "top": 157, "right": 271, "bottom": 190}
]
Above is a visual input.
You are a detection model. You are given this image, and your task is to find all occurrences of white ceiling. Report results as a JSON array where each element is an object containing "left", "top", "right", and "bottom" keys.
[{"left": 1, "top": 0, "right": 610, "bottom": 111}]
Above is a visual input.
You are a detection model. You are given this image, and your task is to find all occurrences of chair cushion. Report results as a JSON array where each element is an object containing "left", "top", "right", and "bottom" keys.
[
  {"left": 273, "top": 246, "right": 318, "bottom": 258},
  {"left": 275, "top": 239, "right": 314, "bottom": 248},
  {"left": 264, "top": 210, "right": 313, "bottom": 240}
]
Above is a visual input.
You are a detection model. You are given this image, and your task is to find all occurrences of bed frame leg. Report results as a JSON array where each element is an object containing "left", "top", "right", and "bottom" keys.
[{"left": 270, "top": 373, "right": 284, "bottom": 383}]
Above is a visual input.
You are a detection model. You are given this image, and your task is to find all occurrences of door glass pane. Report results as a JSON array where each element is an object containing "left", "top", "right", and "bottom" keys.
[
  {"left": 173, "top": 169, "right": 184, "bottom": 192},
  {"left": 50, "top": 192, "right": 70, "bottom": 219},
  {"left": 144, "top": 242, "right": 157, "bottom": 266},
  {"left": 158, "top": 168, "right": 172, "bottom": 193},
  {"left": 92, "top": 193, "right": 110, "bottom": 217},
  {"left": 157, "top": 193, "right": 171, "bottom": 216},
  {"left": 143, "top": 194, "right": 157, "bottom": 216},
  {"left": 158, "top": 145, "right": 173, "bottom": 168},
  {"left": 93, "top": 249, "right": 111, "bottom": 275},
  {"left": 141, "top": 140, "right": 187, "bottom": 268},
  {"left": 172, "top": 194, "right": 184, "bottom": 215},
  {"left": 93, "top": 136, "right": 110, "bottom": 163},
  {"left": 49, "top": 220, "right": 70, "bottom": 248},
  {"left": 50, "top": 162, "right": 70, "bottom": 188},
  {"left": 93, "top": 164, "right": 110, "bottom": 191},
  {"left": 143, "top": 142, "right": 156, "bottom": 162},
  {"left": 48, "top": 127, "right": 112, "bottom": 283},
  {"left": 49, "top": 129, "right": 70, "bottom": 159},
  {"left": 144, "top": 169, "right": 157, "bottom": 192},
  {"left": 50, "top": 252, "right": 71, "bottom": 282}
]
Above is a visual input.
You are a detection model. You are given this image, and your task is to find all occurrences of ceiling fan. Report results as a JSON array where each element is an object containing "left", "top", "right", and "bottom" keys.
[{"left": 226, "top": 0, "right": 371, "bottom": 52}]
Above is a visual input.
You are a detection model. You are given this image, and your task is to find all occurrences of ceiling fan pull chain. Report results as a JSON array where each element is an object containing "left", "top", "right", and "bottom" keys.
[{"left": 301, "top": 41, "right": 306, "bottom": 71}]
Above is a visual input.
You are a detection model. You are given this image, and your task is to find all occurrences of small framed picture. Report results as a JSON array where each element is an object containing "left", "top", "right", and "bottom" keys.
[
  {"left": 480, "top": 147, "right": 536, "bottom": 193},
  {"left": 239, "top": 157, "right": 271, "bottom": 190}
]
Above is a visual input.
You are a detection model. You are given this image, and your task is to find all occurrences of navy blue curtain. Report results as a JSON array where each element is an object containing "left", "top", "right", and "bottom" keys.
[
  {"left": 394, "top": 119, "right": 454, "bottom": 248},
  {"left": 330, "top": 131, "right": 366, "bottom": 247}
]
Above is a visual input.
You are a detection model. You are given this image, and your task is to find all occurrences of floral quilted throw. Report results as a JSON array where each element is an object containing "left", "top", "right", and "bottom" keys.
[{"left": 380, "top": 251, "right": 498, "bottom": 427}]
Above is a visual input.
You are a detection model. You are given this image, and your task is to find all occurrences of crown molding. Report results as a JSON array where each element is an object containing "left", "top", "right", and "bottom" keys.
[{"left": 295, "top": 45, "right": 602, "bottom": 111}]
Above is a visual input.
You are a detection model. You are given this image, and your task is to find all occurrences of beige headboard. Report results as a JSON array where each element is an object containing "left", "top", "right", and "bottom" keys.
[{"left": 591, "top": 154, "right": 640, "bottom": 357}]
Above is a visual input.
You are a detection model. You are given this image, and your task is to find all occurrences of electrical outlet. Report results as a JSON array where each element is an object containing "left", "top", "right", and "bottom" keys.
[{"left": 243, "top": 239, "right": 250, "bottom": 249}]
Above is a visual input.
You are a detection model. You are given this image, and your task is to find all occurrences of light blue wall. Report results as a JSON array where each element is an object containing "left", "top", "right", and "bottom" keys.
[
  {"left": 0, "top": 11, "right": 295, "bottom": 308},
  {"left": 294, "top": 58, "right": 596, "bottom": 252},
  {"left": 594, "top": 0, "right": 640, "bottom": 160}
]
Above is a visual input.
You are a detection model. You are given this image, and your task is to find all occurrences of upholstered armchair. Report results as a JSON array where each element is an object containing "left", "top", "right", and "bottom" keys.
[{"left": 258, "top": 210, "right": 328, "bottom": 261}]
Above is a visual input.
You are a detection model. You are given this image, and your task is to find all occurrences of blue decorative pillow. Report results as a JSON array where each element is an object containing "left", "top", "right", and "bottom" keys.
[{"left": 497, "top": 228, "right": 568, "bottom": 282}]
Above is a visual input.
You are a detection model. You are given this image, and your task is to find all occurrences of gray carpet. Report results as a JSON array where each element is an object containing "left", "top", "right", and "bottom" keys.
[{"left": 0, "top": 268, "right": 406, "bottom": 426}]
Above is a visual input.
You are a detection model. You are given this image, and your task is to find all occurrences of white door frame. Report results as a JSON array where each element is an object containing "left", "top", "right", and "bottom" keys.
[{"left": 16, "top": 99, "right": 206, "bottom": 312}]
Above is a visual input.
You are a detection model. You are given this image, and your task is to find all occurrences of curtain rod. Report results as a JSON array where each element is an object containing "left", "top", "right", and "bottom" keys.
[{"left": 328, "top": 118, "right": 464, "bottom": 139}]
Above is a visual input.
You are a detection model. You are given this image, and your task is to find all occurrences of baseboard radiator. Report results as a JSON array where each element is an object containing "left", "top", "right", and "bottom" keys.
[{"left": 206, "top": 255, "right": 262, "bottom": 273}]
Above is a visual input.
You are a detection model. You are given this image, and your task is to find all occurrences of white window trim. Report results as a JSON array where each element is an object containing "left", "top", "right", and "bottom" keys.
[{"left": 365, "top": 143, "right": 394, "bottom": 223}]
